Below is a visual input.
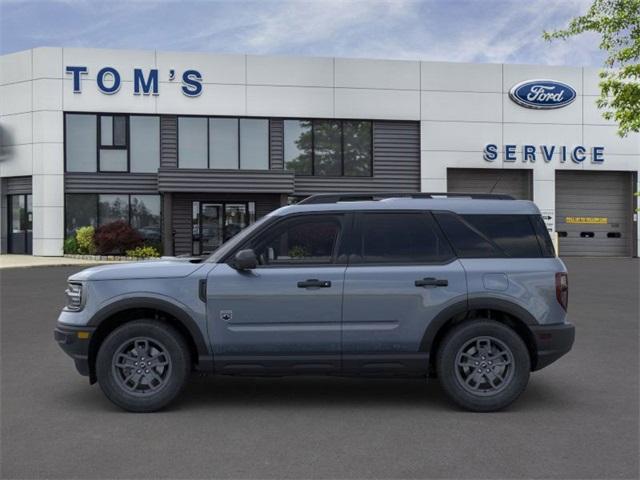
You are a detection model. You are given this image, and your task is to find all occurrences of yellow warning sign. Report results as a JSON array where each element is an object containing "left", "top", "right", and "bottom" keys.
[{"left": 565, "top": 217, "right": 608, "bottom": 224}]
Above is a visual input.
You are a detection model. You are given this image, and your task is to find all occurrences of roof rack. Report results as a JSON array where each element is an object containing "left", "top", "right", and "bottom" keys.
[{"left": 297, "top": 192, "right": 515, "bottom": 205}]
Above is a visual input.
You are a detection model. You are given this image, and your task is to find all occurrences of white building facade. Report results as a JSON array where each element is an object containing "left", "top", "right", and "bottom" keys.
[{"left": 1, "top": 47, "right": 638, "bottom": 257}]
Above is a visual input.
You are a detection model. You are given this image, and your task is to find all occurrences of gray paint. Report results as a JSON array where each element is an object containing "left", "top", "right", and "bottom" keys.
[
  {"left": 5, "top": 176, "right": 32, "bottom": 195},
  {"left": 160, "top": 116, "right": 178, "bottom": 169},
  {"left": 157, "top": 168, "right": 295, "bottom": 193},
  {"left": 65, "top": 173, "right": 158, "bottom": 193},
  {"left": 269, "top": 119, "right": 284, "bottom": 170},
  {"left": 293, "top": 121, "right": 420, "bottom": 195},
  {"left": 555, "top": 171, "right": 634, "bottom": 257},
  {"left": 447, "top": 168, "right": 533, "bottom": 200}
]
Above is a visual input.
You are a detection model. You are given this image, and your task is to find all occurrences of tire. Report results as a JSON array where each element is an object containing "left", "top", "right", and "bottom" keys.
[
  {"left": 436, "top": 320, "right": 530, "bottom": 412},
  {"left": 96, "top": 320, "right": 191, "bottom": 412}
]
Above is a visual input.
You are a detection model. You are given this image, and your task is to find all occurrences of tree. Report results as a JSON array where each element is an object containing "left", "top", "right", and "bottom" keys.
[{"left": 543, "top": 0, "right": 640, "bottom": 136}]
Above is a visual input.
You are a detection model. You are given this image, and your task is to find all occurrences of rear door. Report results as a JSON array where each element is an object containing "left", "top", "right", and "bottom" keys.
[{"left": 341, "top": 211, "right": 467, "bottom": 374}]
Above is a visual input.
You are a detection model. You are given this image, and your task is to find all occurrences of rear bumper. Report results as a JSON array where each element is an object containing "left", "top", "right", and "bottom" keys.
[
  {"left": 530, "top": 322, "right": 575, "bottom": 371},
  {"left": 54, "top": 324, "right": 95, "bottom": 377}
]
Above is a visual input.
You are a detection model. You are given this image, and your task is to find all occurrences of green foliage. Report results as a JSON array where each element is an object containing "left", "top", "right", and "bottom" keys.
[
  {"left": 288, "top": 245, "right": 309, "bottom": 258},
  {"left": 75, "top": 226, "right": 96, "bottom": 255},
  {"left": 543, "top": 0, "right": 640, "bottom": 136},
  {"left": 63, "top": 236, "right": 78, "bottom": 254},
  {"left": 125, "top": 245, "right": 161, "bottom": 258}
]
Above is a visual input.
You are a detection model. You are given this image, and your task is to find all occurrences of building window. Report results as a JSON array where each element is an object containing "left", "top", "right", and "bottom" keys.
[
  {"left": 283, "top": 120, "right": 312, "bottom": 175},
  {"left": 65, "top": 193, "right": 161, "bottom": 247},
  {"left": 65, "top": 114, "right": 97, "bottom": 172},
  {"left": 240, "top": 119, "right": 269, "bottom": 170},
  {"left": 209, "top": 118, "right": 239, "bottom": 169},
  {"left": 178, "top": 117, "right": 208, "bottom": 168},
  {"left": 178, "top": 117, "right": 269, "bottom": 170},
  {"left": 65, "top": 113, "right": 159, "bottom": 173},
  {"left": 130, "top": 116, "right": 160, "bottom": 173},
  {"left": 284, "top": 119, "right": 372, "bottom": 177}
]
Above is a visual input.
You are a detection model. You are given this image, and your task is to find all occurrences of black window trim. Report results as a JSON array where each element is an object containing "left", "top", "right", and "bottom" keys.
[
  {"left": 63, "top": 111, "right": 161, "bottom": 174},
  {"left": 177, "top": 115, "right": 271, "bottom": 170},
  {"left": 347, "top": 210, "right": 457, "bottom": 267},
  {"left": 63, "top": 192, "right": 162, "bottom": 242},
  {"left": 283, "top": 118, "right": 374, "bottom": 178}
]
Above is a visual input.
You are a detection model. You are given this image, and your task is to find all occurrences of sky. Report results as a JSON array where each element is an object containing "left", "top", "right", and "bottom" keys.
[{"left": 0, "top": 0, "right": 605, "bottom": 66}]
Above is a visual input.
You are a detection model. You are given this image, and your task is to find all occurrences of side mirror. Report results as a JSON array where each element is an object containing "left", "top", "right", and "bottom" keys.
[{"left": 233, "top": 249, "right": 258, "bottom": 270}]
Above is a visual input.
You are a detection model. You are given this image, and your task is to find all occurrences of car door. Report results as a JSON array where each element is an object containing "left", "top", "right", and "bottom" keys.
[
  {"left": 206, "top": 213, "right": 349, "bottom": 374},
  {"left": 341, "top": 211, "right": 467, "bottom": 374}
]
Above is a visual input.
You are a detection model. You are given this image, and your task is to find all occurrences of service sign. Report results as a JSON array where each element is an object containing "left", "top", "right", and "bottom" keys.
[{"left": 509, "top": 79, "right": 577, "bottom": 109}]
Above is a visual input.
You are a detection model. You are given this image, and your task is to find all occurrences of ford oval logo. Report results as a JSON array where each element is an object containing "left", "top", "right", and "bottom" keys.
[{"left": 509, "top": 79, "right": 577, "bottom": 109}]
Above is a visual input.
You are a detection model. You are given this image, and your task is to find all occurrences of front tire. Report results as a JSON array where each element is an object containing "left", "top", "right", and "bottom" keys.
[
  {"left": 436, "top": 320, "right": 530, "bottom": 412},
  {"left": 96, "top": 320, "right": 191, "bottom": 412}
]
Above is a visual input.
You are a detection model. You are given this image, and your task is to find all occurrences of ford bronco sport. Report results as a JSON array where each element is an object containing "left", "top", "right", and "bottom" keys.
[{"left": 55, "top": 193, "right": 574, "bottom": 412}]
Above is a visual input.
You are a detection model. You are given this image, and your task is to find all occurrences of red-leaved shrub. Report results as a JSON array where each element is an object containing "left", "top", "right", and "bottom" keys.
[{"left": 94, "top": 220, "right": 143, "bottom": 255}]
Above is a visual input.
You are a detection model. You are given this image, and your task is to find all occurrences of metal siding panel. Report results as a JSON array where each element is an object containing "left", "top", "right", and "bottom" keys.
[
  {"left": 157, "top": 168, "right": 294, "bottom": 194},
  {"left": 65, "top": 173, "right": 158, "bottom": 193},
  {"left": 5, "top": 176, "right": 32, "bottom": 195},
  {"left": 160, "top": 115, "right": 178, "bottom": 169},
  {"left": 555, "top": 171, "right": 632, "bottom": 257},
  {"left": 447, "top": 168, "right": 532, "bottom": 200},
  {"left": 269, "top": 119, "right": 284, "bottom": 170}
]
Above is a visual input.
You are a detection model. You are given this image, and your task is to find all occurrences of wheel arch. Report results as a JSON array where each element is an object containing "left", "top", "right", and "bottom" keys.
[
  {"left": 422, "top": 298, "right": 539, "bottom": 374},
  {"left": 87, "top": 298, "right": 212, "bottom": 383}
]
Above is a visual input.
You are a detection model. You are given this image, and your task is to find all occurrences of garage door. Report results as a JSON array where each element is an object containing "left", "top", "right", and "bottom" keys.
[
  {"left": 447, "top": 168, "right": 533, "bottom": 199},
  {"left": 556, "top": 171, "right": 634, "bottom": 257}
]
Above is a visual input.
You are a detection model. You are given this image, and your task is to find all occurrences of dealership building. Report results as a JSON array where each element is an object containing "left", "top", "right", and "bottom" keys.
[{"left": 0, "top": 47, "right": 638, "bottom": 257}]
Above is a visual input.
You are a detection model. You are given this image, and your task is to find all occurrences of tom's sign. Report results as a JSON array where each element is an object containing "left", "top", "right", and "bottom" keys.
[
  {"left": 65, "top": 66, "right": 203, "bottom": 97},
  {"left": 509, "top": 79, "right": 576, "bottom": 109}
]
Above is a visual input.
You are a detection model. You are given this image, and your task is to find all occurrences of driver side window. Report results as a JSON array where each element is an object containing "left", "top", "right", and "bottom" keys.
[{"left": 252, "top": 215, "right": 343, "bottom": 266}]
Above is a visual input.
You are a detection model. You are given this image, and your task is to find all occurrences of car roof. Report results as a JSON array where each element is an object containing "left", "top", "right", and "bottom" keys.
[{"left": 271, "top": 194, "right": 541, "bottom": 216}]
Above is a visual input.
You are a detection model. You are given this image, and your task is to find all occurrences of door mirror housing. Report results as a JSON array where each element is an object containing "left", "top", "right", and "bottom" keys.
[{"left": 233, "top": 249, "right": 258, "bottom": 270}]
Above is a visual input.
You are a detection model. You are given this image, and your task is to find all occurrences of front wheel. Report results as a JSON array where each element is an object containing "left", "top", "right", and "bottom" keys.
[
  {"left": 96, "top": 320, "right": 191, "bottom": 412},
  {"left": 436, "top": 320, "right": 530, "bottom": 412}
]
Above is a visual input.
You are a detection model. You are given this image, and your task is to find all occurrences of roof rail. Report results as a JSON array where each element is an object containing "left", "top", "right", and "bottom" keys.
[{"left": 297, "top": 192, "right": 515, "bottom": 205}]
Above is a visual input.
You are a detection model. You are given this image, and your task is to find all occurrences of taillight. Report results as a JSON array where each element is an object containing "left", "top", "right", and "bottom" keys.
[{"left": 556, "top": 272, "right": 568, "bottom": 311}]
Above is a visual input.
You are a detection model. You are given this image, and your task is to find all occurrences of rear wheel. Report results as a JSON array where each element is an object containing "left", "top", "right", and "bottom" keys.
[
  {"left": 436, "top": 320, "right": 530, "bottom": 412},
  {"left": 96, "top": 320, "right": 191, "bottom": 412}
]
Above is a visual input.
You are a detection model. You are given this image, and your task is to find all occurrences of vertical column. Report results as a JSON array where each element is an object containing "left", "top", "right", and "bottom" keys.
[
  {"left": 635, "top": 172, "right": 640, "bottom": 257},
  {"left": 0, "top": 179, "right": 6, "bottom": 253},
  {"left": 419, "top": 122, "right": 447, "bottom": 193},
  {"left": 162, "top": 192, "right": 173, "bottom": 256}
]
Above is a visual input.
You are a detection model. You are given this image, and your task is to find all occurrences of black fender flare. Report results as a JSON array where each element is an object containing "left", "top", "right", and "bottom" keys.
[
  {"left": 420, "top": 297, "right": 538, "bottom": 353},
  {"left": 87, "top": 297, "right": 212, "bottom": 369}
]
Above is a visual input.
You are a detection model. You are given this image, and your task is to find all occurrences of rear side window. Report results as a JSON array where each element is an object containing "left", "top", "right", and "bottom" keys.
[
  {"left": 355, "top": 212, "right": 454, "bottom": 264},
  {"left": 433, "top": 212, "right": 499, "bottom": 258},
  {"left": 462, "top": 215, "right": 543, "bottom": 258},
  {"left": 530, "top": 215, "right": 556, "bottom": 257}
]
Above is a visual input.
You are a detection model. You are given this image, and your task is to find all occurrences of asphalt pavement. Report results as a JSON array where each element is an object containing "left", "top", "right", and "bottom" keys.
[{"left": 1, "top": 258, "right": 638, "bottom": 479}]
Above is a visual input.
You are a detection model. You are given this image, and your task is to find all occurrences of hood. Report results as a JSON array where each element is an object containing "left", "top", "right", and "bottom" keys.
[{"left": 69, "top": 258, "right": 207, "bottom": 281}]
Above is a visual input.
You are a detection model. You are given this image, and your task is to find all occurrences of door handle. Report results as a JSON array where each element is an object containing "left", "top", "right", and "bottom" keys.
[
  {"left": 415, "top": 277, "right": 448, "bottom": 288},
  {"left": 297, "top": 279, "right": 332, "bottom": 288}
]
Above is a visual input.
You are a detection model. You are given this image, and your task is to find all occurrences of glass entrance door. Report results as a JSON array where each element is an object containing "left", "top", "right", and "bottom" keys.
[
  {"left": 8, "top": 194, "right": 32, "bottom": 254},
  {"left": 191, "top": 201, "right": 255, "bottom": 255},
  {"left": 200, "top": 203, "right": 224, "bottom": 254}
]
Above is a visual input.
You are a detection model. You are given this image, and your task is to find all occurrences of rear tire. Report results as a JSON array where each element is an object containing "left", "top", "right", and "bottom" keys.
[
  {"left": 436, "top": 320, "right": 530, "bottom": 412},
  {"left": 96, "top": 320, "right": 191, "bottom": 412}
]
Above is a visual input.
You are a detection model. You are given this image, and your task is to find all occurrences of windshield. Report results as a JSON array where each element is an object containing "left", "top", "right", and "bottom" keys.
[{"left": 205, "top": 215, "right": 272, "bottom": 263}]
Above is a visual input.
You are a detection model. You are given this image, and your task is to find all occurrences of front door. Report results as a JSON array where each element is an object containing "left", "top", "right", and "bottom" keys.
[
  {"left": 341, "top": 212, "right": 467, "bottom": 374},
  {"left": 8, "top": 194, "right": 32, "bottom": 254},
  {"left": 207, "top": 213, "right": 348, "bottom": 374},
  {"left": 200, "top": 203, "right": 223, "bottom": 254}
]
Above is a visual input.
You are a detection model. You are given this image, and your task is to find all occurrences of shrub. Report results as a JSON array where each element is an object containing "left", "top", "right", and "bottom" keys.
[
  {"left": 125, "top": 245, "right": 160, "bottom": 258},
  {"left": 75, "top": 226, "right": 96, "bottom": 254},
  {"left": 94, "top": 221, "right": 143, "bottom": 255},
  {"left": 63, "top": 236, "right": 78, "bottom": 254}
]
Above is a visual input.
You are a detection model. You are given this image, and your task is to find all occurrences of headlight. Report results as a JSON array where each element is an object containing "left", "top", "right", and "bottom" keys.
[{"left": 65, "top": 283, "right": 84, "bottom": 311}]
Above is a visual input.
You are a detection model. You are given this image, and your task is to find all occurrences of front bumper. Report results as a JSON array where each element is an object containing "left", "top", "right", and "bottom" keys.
[
  {"left": 530, "top": 322, "right": 575, "bottom": 371},
  {"left": 54, "top": 324, "right": 95, "bottom": 377}
]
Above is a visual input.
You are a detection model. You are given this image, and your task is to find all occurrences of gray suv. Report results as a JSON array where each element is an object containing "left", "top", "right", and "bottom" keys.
[{"left": 55, "top": 193, "right": 575, "bottom": 412}]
